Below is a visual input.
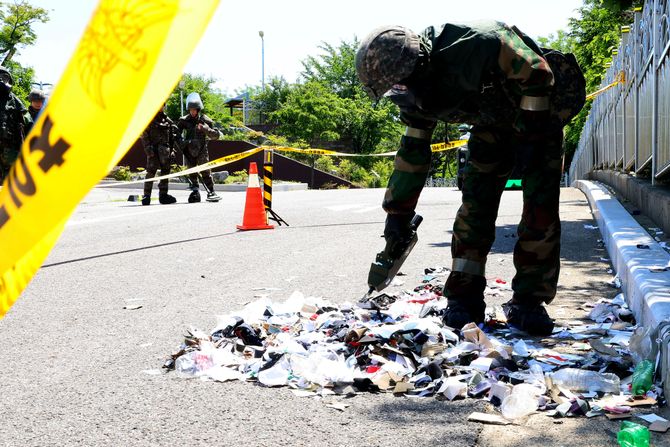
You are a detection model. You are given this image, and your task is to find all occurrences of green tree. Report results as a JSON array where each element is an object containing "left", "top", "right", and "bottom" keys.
[
  {"left": 272, "top": 39, "right": 403, "bottom": 154},
  {"left": 253, "top": 76, "right": 291, "bottom": 121},
  {"left": 165, "top": 73, "right": 238, "bottom": 127},
  {"left": 301, "top": 40, "right": 360, "bottom": 100},
  {"left": 540, "top": 0, "right": 637, "bottom": 164},
  {"left": 0, "top": 0, "right": 49, "bottom": 65},
  {"left": 4, "top": 58, "right": 33, "bottom": 102},
  {"left": 270, "top": 80, "right": 347, "bottom": 144}
]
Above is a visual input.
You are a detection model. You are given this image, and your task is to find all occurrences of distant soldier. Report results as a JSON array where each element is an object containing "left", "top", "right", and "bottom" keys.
[
  {"left": 0, "top": 66, "right": 33, "bottom": 183},
  {"left": 140, "top": 104, "right": 178, "bottom": 205},
  {"left": 177, "top": 92, "right": 221, "bottom": 203},
  {"left": 27, "top": 89, "right": 46, "bottom": 122}
]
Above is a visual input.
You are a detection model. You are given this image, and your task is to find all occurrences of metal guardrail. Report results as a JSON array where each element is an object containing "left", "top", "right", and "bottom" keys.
[{"left": 569, "top": 0, "right": 670, "bottom": 185}]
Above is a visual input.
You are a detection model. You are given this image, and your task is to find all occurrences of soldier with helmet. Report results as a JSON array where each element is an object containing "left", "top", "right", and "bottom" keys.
[
  {"left": 140, "top": 104, "right": 178, "bottom": 205},
  {"left": 356, "top": 21, "right": 585, "bottom": 335},
  {"left": 27, "top": 89, "right": 46, "bottom": 122},
  {"left": 177, "top": 92, "right": 221, "bottom": 203},
  {"left": 0, "top": 66, "right": 33, "bottom": 182}
]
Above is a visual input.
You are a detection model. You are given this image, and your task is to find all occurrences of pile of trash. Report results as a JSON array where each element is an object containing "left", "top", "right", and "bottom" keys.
[{"left": 164, "top": 268, "right": 665, "bottom": 425}]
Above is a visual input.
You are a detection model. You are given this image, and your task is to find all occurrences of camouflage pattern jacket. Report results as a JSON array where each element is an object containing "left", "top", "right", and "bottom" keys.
[
  {"left": 384, "top": 21, "right": 558, "bottom": 215},
  {"left": 177, "top": 113, "right": 221, "bottom": 153},
  {"left": 0, "top": 93, "right": 32, "bottom": 151},
  {"left": 140, "top": 111, "right": 177, "bottom": 149}
]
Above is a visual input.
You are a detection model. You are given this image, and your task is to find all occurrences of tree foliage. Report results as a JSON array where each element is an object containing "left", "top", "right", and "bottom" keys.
[
  {"left": 0, "top": 0, "right": 49, "bottom": 65},
  {"left": 266, "top": 39, "right": 403, "bottom": 155},
  {"left": 539, "top": 0, "right": 638, "bottom": 164},
  {"left": 165, "top": 73, "right": 240, "bottom": 127}
]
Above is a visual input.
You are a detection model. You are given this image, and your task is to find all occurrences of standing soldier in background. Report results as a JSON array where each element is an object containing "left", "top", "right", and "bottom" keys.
[
  {"left": 177, "top": 92, "right": 221, "bottom": 203},
  {"left": 356, "top": 21, "right": 584, "bottom": 335},
  {"left": 0, "top": 66, "right": 33, "bottom": 182},
  {"left": 27, "top": 89, "right": 46, "bottom": 122},
  {"left": 140, "top": 104, "right": 178, "bottom": 205}
]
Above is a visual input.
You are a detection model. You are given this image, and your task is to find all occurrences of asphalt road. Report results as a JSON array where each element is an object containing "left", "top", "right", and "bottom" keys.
[{"left": 0, "top": 185, "right": 640, "bottom": 446}]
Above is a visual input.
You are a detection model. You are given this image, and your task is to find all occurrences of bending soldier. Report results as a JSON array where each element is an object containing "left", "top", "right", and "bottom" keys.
[
  {"left": 0, "top": 67, "right": 33, "bottom": 183},
  {"left": 177, "top": 92, "right": 221, "bottom": 203},
  {"left": 140, "top": 104, "right": 178, "bottom": 205},
  {"left": 356, "top": 21, "right": 584, "bottom": 335}
]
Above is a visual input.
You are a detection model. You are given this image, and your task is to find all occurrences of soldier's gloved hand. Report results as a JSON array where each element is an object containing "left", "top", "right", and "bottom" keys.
[{"left": 384, "top": 212, "right": 415, "bottom": 258}]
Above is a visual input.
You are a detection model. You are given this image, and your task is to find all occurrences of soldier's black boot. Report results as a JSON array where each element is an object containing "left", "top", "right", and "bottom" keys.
[
  {"left": 188, "top": 189, "right": 201, "bottom": 203},
  {"left": 141, "top": 195, "right": 151, "bottom": 206},
  {"left": 502, "top": 300, "right": 554, "bottom": 336},
  {"left": 159, "top": 192, "right": 177, "bottom": 204},
  {"left": 444, "top": 299, "right": 486, "bottom": 330},
  {"left": 443, "top": 272, "right": 487, "bottom": 330}
]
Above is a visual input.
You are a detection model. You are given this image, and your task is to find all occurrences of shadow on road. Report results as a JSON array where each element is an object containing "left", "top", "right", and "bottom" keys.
[{"left": 41, "top": 231, "right": 239, "bottom": 268}]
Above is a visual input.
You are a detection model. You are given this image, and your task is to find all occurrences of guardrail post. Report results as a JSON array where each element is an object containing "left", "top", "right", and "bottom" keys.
[{"left": 651, "top": 0, "right": 659, "bottom": 184}]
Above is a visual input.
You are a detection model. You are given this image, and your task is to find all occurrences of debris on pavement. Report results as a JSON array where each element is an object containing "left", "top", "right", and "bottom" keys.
[{"left": 164, "top": 268, "right": 666, "bottom": 428}]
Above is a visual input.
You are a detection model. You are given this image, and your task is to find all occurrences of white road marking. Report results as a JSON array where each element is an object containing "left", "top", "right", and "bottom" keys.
[
  {"left": 325, "top": 204, "right": 380, "bottom": 214},
  {"left": 66, "top": 207, "right": 165, "bottom": 227}
]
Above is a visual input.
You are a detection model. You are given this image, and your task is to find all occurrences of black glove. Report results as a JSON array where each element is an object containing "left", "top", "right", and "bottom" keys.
[{"left": 384, "top": 212, "right": 415, "bottom": 258}]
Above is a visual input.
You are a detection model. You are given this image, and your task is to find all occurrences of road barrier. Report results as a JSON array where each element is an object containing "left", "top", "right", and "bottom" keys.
[{"left": 569, "top": 0, "right": 670, "bottom": 185}]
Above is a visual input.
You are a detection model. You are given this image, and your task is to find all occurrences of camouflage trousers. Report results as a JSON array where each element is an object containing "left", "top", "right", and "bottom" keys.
[
  {"left": 143, "top": 144, "right": 172, "bottom": 196},
  {"left": 0, "top": 146, "right": 18, "bottom": 183},
  {"left": 183, "top": 143, "right": 214, "bottom": 192},
  {"left": 446, "top": 126, "right": 563, "bottom": 307}
]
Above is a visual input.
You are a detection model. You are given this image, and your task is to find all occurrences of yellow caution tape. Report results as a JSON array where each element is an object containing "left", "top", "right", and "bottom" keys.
[
  {"left": 268, "top": 146, "right": 398, "bottom": 157},
  {"left": 0, "top": 0, "right": 220, "bottom": 319},
  {"left": 101, "top": 147, "right": 263, "bottom": 187},
  {"left": 430, "top": 140, "right": 468, "bottom": 153},
  {"left": 103, "top": 140, "right": 469, "bottom": 188},
  {"left": 586, "top": 71, "right": 626, "bottom": 101}
]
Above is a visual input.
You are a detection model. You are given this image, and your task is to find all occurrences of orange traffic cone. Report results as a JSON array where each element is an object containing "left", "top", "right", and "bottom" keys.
[{"left": 237, "top": 162, "right": 274, "bottom": 231}]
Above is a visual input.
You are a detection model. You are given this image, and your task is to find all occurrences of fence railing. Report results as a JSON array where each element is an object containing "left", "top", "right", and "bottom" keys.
[{"left": 569, "top": 0, "right": 670, "bottom": 184}]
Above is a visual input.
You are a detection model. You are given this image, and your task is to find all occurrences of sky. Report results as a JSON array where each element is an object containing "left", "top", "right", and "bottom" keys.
[{"left": 16, "top": 0, "right": 584, "bottom": 96}]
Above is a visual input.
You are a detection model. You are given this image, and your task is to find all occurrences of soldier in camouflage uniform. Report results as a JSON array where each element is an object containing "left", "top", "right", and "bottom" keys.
[
  {"left": 356, "top": 21, "right": 585, "bottom": 335},
  {"left": 0, "top": 66, "right": 33, "bottom": 183},
  {"left": 140, "top": 104, "right": 178, "bottom": 205},
  {"left": 177, "top": 92, "right": 221, "bottom": 203},
  {"left": 27, "top": 89, "right": 46, "bottom": 122}
]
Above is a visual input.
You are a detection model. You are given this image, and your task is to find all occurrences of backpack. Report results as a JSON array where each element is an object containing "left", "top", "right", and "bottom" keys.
[{"left": 542, "top": 48, "right": 586, "bottom": 127}]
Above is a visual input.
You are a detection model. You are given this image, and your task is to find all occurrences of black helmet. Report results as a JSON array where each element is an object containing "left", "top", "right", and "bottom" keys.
[
  {"left": 0, "top": 66, "right": 13, "bottom": 87},
  {"left": 356, "top": 26, "right": 421, "bottom": 100},
  {"left": 28, "top": 89, "right": 46, "bottom": 102}
]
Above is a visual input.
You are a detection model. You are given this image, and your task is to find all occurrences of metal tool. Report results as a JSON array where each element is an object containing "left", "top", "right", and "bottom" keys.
[{"left": 364, "top": 214, "right": 423, "bottom": 298}]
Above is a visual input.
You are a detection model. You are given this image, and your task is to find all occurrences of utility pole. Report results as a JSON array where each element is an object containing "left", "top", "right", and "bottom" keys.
[{"left": 259, "top": 31, "right": 265, "bottom": 91}]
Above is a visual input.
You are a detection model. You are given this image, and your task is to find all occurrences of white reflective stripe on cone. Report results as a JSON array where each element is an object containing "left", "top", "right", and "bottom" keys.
[{"left": 248, "top": 173, "right": 260, "bottom": 188}]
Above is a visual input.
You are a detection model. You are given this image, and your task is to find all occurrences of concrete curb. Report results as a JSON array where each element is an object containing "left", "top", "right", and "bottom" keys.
[
  {"left": 97, "top": 180, "right": 308, "bottom": 192},
  {"left": 576, "top": 180, "right": 670, "bottom": 397}
]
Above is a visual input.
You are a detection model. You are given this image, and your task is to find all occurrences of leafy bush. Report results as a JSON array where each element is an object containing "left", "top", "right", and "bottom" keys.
[
  {"left": 111, "top": 166, "right": 132, "bottom": 181},
  {"left": 224, "top": 169, "right": 248, "bottom": 184}
]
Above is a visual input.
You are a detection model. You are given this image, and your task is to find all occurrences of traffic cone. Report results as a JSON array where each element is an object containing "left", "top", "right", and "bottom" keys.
[{"left": 237, "top": 162, "right": 274, "bottom": 231}]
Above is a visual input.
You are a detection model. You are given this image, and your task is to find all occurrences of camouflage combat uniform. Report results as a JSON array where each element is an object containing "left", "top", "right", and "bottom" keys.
[
  {"left": 382, "top": 21, "right": 574, "bottom": 309},
  {"left": 177, "top": 112, "right": 221, "bottom": 191},
  {"left": 141, "top": 110, "right": 177, "bottom": 197},
  {"left": 0, "top": 91, "right": 32, "bottom": 183},
  {"left": 28, "top": 106, "right": 40, "bottom": 122}
]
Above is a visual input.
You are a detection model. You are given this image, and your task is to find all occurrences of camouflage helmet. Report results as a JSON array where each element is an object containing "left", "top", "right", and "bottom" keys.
[
  {"left": 0, "top": 66, "right": 13, "bottom": 86},
  {"left": 28, "top": 89, "right": 46, "bottom": 102},
  {"left": 185, "top": 92, "right": 204, "bottom": 111},
  {"left": 356, "top": 26, "right": 421, "bottom": 100}
]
